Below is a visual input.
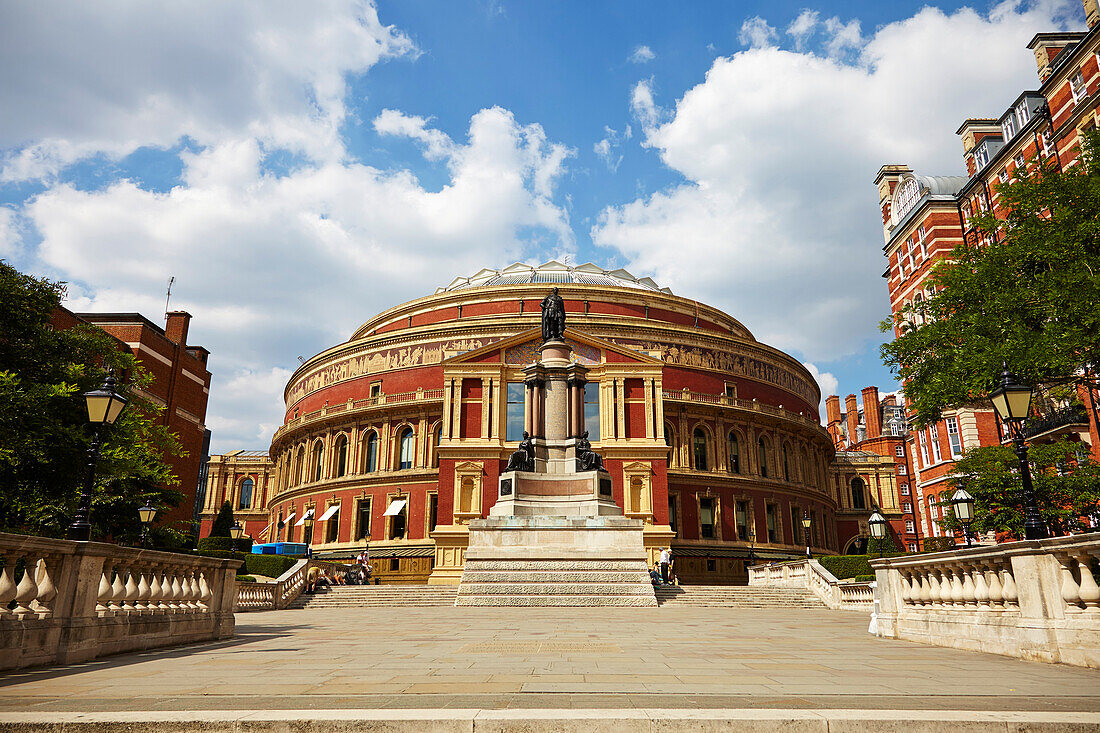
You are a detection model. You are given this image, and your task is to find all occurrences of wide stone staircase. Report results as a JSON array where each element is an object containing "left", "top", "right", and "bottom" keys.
[
  {"left": 455, "top": 558, "right": 658, "bottom": 606},
  {"left": 654, "top": 584, "right": 825, "bottom": 608},
  {"left": 287, "top": 585, "right": 458, "bottom": 609}
]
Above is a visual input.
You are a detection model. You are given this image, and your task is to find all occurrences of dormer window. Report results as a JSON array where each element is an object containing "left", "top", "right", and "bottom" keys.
[
  {"left": 1071, "top": 70, "right": 1085, "bottom": 104},
  {"left": 974, "top": 146, "right": 989, "bottom": 168},
  {"left": 1001, "top": 115, "right": 1017, "bottom": 141},
  {"left": 1016, "top": 103, "right": 1031, "bottom": 127}
]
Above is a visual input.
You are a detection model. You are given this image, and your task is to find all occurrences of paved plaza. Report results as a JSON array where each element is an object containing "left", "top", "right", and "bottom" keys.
[{"left": 3, "top": 606, "right": 1100, "bottom": 718}]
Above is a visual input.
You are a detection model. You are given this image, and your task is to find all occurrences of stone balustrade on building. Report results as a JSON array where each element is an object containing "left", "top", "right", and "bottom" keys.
[
  {"left": 235, "top": 559, "right": 311, "bottom": 612},
  {"left": 749, "top": 558, "right": 875, "bottom": 610},
  {"left": 871, "top": 533, "right": 1100, "bottom": 668},
  {"left": 272, "top": 388, "right": 445, "bottom": 442},
  {"left": 0, "top": 532, "right": 240, "bottom": 671}
]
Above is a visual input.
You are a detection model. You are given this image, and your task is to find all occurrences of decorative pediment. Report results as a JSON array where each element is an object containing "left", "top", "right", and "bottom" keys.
[{"left": 443, "top": 327, "right": 663, "bottom": 367}]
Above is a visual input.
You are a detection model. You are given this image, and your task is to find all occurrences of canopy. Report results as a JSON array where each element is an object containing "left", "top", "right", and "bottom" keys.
[
  {"left": 317, "top": 505, "right": 340, "bottom": 522},
  {"left": 295, "top": 508, "right": 315, "bottom": 526},
  {"left": 282, "top": 512, "right": 295, "bottom": 526},
  {"left": 383, "top": 499, "right": 407, "bottom": 516}
]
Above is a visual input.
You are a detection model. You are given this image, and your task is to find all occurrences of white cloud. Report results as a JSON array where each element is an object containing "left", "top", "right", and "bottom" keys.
[
  {"left": 594, "top": 125, "right": 632, "bottom": 172},
  {"left": 786, "top": 10, "right": 819, "bottom": 50},
  {"left": 629, "top": 45, "right": 656, "bottom": 64},
  {"left": 823, "top": 17, "right": 863, "bottom": 58},
  {"left": 594, "top": 1, "right": 1082, "bottom": 367},
  {"left": 0, "top": 0, "right": 414, "bottom": 180},
  {"left": 26, "top": 108, "right": 573, "bottom": 450},
  {"left": 738, "top": 16, "right": 777, "bottom": 49},
  {"left": 802, "top": 362, "right": 839, "bottom": 422},
  {"left": 0, "top": 207, "right": 18, "bottom": 257}
]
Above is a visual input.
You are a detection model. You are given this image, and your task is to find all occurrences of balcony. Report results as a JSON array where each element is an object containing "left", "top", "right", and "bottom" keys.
[{"left": 1024, "top": 404, "right": 1090, "bottom": 441}]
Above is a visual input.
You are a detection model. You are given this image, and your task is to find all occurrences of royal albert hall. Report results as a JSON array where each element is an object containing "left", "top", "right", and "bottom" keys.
[{"left": 209, "top": 262, "right": 840, "bottom": 585}]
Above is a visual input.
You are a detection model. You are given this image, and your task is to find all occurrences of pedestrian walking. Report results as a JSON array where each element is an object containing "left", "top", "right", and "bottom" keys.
[{"left": 659, "top": 547, "right": 671, "bottom": 584}]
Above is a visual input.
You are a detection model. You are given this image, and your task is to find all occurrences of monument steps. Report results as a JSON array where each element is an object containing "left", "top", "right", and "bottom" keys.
[
  {"left": 456, "top": 556, "right": 658, "bottom": 607},
  {"left": 654, "top": 585, "right": 825, "bottom": 608},
  {"left": 286, "top": 585, "right": 458, "bottom": 609}
]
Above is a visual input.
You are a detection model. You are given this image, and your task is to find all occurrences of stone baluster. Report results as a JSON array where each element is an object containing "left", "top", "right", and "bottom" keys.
[
  {"left": 122, "top": 566, "right": 140, "bottom": 614},
  {"left": 108, "top": 564, "right": 126, "bottom": 614},
  {"left": 30, "top": 556, "right": 57, "bottom": 618},
  {"left": 198, "top": 572, "right": 212, "bottom": 612},
  {"left": 1001, "top": 566, "right": 1018, "bottom": 609},
  {"left": 147, "top": 565, "right": 164, "bottom": 614},
  {"left": 899, "top": 572, "right": 911, "bottom": 605},
  {"left": 95, "top": 564, "right": 113, "bottom": 617},
  {"left": 927, "top": 569, "right": 941, "bottom": 606},
  {"left": 960, "top": 563, "right": 976, "bottom": 608},
  {"left": 949, "top": 566, "right": 965, "bottom": 607},
  {"left": 0, "top": 552, "right": 16, "bottom": 618},
  {"left": 986, "top": 563, "right": 1004, "bottom": 610},
  {"left": 135, "top": 566, "right": 152, "bottom": 614},
  {"left": 12, "top": 553, "right": 40, "bottom": 617},
  {"left": 1059, "top": 554, "right": 1083, "bottom": 611},
  {"left": 1076, "top": 553, "right": 1099, "bottom": 613},
  {"left": 183, "top": 570, "right": 198, "bottom": 612},
  {"left": 919, "top": 570, "right": 932, "bottom": 606},
  {"left": 972, "top": 562, "right": 990, "bottom": 610},
  {"left": 169, "top": 568, "right": 184, "bottom": 612}
]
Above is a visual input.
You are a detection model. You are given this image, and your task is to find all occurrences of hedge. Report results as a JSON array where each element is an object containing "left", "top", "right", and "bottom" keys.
[
  {"left": 853, "top": 575, "right": 875, "bottom": 582},
  {"left": 197, "top": 536, "right": 253, "bottom": 553},
  {"left": 818, "top": 555, "right": 873, "bottom": 580},
  {"left": 194, "top": 550, "right": 300, "bottom": 579},
  {"left": 236, "top": 575, "right": 256, "bottom": 583}
]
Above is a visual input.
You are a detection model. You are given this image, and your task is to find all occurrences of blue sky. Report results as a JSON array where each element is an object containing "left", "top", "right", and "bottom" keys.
[{"left": 0, "top": 0, "right": 1086, "bottom": 450}]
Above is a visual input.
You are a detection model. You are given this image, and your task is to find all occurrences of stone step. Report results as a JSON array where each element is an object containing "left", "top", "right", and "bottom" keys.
[
  {"left": 454, "top": 594, "right": 658, "bottom": 607},
  {"left": 456, "top": 582, "right": 657, "bottom": 596},
  {"left": 462, "top": 559, "right": 645, "bottom": 571},
  {"left": 461, "top": 570, "right": 651, "bottom": 583},
  {"left": 287, "top": 586, "right": 458, "bottom": 609}
]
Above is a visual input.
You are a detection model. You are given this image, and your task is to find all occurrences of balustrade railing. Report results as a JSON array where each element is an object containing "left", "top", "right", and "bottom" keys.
[
  {"left": 749, "top": 558, "right": 874, "bottom": 610},
  {"left": 872, "top": 533, "right": 1100, "bottom": 668},
  {"left": 235, "top": 559, "right": 310, "bottom": 612},
  {"left": 661, "top": 389, "right": 823, "bottom": 429},
  {"left": 0, "top": 532, "right": 240, "bottom": 671},
  {"left": 274, "top": 388, "right": 445, "bottom": 440}
]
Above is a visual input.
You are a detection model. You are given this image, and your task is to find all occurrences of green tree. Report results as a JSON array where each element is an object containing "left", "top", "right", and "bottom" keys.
[
  {"left": 881, "top": 130, "right": 1100, "bottom": 427},
  {"left": 209, "top": 501, "right": 234, "bottom": 537},
  {"left": 935, "top": 440, "right": 1100, "bottom": 539},
  {"left": 0, "top": 261, "right": 184, "bottom": 542}
]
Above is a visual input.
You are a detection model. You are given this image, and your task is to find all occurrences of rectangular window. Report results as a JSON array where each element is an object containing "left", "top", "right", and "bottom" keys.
[
  {"left": 908, "top": 542, "right": 918, "bottom": 552},
  {"left": 356, "top": 499, "right": 372, "bottom": 540},
  {"left": 724, "top": 383, "right": 736, "bottom": 400},
  {"left": 1014, "top": 154, "right": 1026, "bottom": 174},
  {"left": 900, "top": 484, "right": 910, "bottom": 496},
  {"left": 898, "top": 464, "right": 906, "bottom": 475},
  {"left": 895, "top": 445, "right": 904, "bottom": 457},
  {"left": 388, "top": 499, "right": 406, "bottom": 540},
  {"left": 930, "top": 426, "right": 942, "bottom": 463},
  {"left": 370, "top": 382, "right": 381, "bottom": 399},
  {"left": 946, "top": 417, "right": 963, "bottom": 458},
  {"left": 1042, "top": 129, "right": 1054, "bottom": 156},
  {"left": 506, "top": 382, "right": 525, "bottom": 441},
  {"left": 1071, "top": 70, "right": 1085, "bottom": 103},
  {"left": 584, "top": 382, "right": 600, "bottom": 441},
  {"left": 428, "top": 493, "right": 438, "bottom": 534},
  {"left": 735, "top": 500, "right": 749, "bottom": 540},
  {"left": 903, "top": 502, "right": 912, "bottom": 513},
  {"left": 390, "top": 557, "right": 400, "bottom": 571},
  {"left": 998, "top": 169, "right": 1008, "bottom": 183},
  {"left": 790, "top": 505, "right": 801, "bottom": 545},
  {"left": 765, "top": 503, "right": 778, "bottom": 543},
  {"left": 706, "top": 558, "right": 717, "bottom": 572},
  {"left": 668, "top": 495, "right": 678, "bottom": 536},
  {"left": 905, "top": 520, "right": 915, "bottom": 533},
  {"left": 1016, "top": 103, "right": 1030, "bottom": 127},
  {"left": 699, "top": 496, "right": 716, "bottom": 539},
  {"left": 325, "top": 507, "right": 340, "bottom": 543},
  {"left": 1001, "top": 117, "right": 1016, "bottom": 140}
]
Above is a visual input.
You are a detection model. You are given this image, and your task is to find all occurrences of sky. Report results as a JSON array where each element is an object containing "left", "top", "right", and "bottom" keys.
[{"left": 0, "top": 0, "right": 1088, "bottom": 452}]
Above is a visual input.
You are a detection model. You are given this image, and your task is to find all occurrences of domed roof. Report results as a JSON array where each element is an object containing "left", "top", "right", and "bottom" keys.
[{"left": 437, "top": 261, "right": 672, "bottom": 294}]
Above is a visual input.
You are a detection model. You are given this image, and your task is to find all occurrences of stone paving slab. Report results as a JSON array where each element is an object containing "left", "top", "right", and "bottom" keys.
[{"left": 1, "top": 606, "right": 1099, "bottom": 717}]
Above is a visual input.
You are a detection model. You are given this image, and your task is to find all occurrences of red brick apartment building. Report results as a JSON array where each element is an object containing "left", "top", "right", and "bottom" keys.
[
  {"left": 52, "top": 309, "right": 212, "bottom": 530},
  {"left": 875, "top": 0, "right": 1100, "bottom": 541}
]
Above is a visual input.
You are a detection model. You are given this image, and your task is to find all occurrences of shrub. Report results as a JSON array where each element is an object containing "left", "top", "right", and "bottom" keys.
[
  {"left": 209, "top": 501, "right": 234, "bottom": 537},
  {"left": 235, "top": 575, "right": 256, "bottom": 583},
  {"left": 853, "top": 574, "right": 875, "bottom": 582},
  {"left": 192, "top": 550, "right": 301, "bottom": 578},
  {"left": 922, "top": 537, "right": 957, "bottom": 553},
  {"left": 818, "top": 555, "right": 873, "bottom": 580},
  {"left": 197, "top": 536, "right": 253, "bottom": 553}
]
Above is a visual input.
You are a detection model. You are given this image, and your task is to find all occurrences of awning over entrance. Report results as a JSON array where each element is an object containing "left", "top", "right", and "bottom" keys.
[
  {"left": 317, "top": 505, "right": 340, "bottom": 522},
  {"left": 282, "top": 512, "right": 295, "bottom": 526},
  {"left": 383, "top": 499, "right": 407, "bottom": 516},
  {"left": 295, "top": 508, "right": 315, "bottom": 526}
]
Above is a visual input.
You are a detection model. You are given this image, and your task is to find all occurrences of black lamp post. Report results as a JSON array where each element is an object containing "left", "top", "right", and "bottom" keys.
[
  {"left": 303, "top": 511, "right": 315, "bottom": 552},
  {"left": 801, "top": 510, "right": 812, "bottom": 558},
  {"left": 230, "top": 521, "right": 244, "bottom": 552},
  {"left": 747, "top": 528, "right": 757, "bottom": 567},
  {"left": 138, "top": 503, "right": 156, "bottom": 548},
  {"left": 868, "top": 511, "right": 887, "bottom": 558},
  {"left": 67, "top": 372, "right": 128, "bottom": 541},
  {"left": 989, "top": 366, "right": 1047, "bottom": 540},
  {"left": 950, "top": 488, "right": 976, "bottom": 547}
]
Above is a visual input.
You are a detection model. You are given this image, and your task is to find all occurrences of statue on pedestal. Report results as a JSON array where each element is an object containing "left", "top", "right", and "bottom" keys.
[
  {"left": 575, "top": 430, "right": 604, "bottom": 471},
  {"left": 505, "top": 431, "right": 535, "bottom": 472},
  {"left": 540, "top": 287, "right": 565, "bottom": 343}
]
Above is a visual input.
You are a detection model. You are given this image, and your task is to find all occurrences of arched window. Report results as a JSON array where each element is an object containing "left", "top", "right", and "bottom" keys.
[
  {"left": 693, "top": 428, "right": 708, "bottom": 471},
  {"left": 727, "top": 431, "right": 740, "bottom": 474},
  {"left": 295, "top": 446, "right": 305, "bottom": 485},
  {"left": 239, "top": 478, "right": 254, "bottom": 509},
  {"left": 664, "top": 423, "right": 676, "bottom": 467},
  {"left": 398, "top": 428, "right": 414, "bottom": 470},
  {"left": 432, "top": 424, "right": 442, "bottom": 468},
  {"left": 362, "top": 431, "right": 378, "bottom": 473},
  {"left": 782, "top": 444, "right": 791, "bottom": 481},
  {"left": 334, "top": 435, "right": 348, "bottom": 478},
  {"left": 312, "top": 441, "right": 323, "bottom": 482},
  {"left": 851, "top": 478, "right": 866, "bottom": 509},
  {"left": 757, "top": 437, "right": 769, "bottom": 478},
  {"left": 801, "top": 448, "right": 812, "bottom": 487}
]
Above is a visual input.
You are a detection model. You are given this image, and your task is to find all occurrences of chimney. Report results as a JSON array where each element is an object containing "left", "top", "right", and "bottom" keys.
[
  {"left": 845, "top": 394, "right": 859, "bottom": 447},
  {"left": 165, "top": 311, "right": 191, "bottom": 346},
  {"left": 825, "top": 395, "right": 842, "bottom": 425},
  {"left": 862, "top": 387, "right": 882, "bottom": 439}
]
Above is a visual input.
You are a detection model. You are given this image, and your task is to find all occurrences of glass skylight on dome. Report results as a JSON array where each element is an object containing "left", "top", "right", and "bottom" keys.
[{"left": 437, "top": 261, "right": 671, "bottom": 294}]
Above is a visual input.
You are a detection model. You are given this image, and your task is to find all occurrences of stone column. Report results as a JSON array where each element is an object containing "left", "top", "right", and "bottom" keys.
[{"left": 524, "top": 379, "right": 534, "bottom": 436}]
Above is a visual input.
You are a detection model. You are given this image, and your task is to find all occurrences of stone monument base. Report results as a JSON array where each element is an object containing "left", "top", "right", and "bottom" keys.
[{"left": 454, "top": 516, "right": 657, "bottom": 607}]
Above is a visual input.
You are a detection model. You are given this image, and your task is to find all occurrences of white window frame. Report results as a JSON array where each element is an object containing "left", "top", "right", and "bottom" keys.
[
  {"left": 1071, "top": 70, "right": 1085, "bottom": 104},
  {"left": 1014, "top": 154, "right": 1026, "bottom": 175},
  {"left": 898, "top": 464, "right": 907, "bottom": 476},
  {"left": 918, "top": 430, "right": 929, "bottom": 466},
  {"left": 946, "top": 416, "right": 963, "bottom": 458},
  {"left": 929, "top": 425, "right": 943, "bottom": 463},
  {"left": 998, "top": 169, "right": 1008, "bottom": 183},
  {"left": 895, "top": 445, "right": 904, "bottom": 457}
]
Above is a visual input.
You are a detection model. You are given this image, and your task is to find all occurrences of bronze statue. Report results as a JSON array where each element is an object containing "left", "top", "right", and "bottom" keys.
[
  {"left": 540, "top": 287, "right": 565, "bottom": 343},
  {"left": 575, "top": 430, "right": 604, "bottom": 471},
  {"left": 505, "top": 431, "right": 535, "bottom": 472}
]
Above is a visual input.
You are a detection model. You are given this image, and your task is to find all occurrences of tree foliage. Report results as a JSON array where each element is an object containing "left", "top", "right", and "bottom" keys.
[
  {"left": 209, "top": 501, "right": 234, "bottom": 537},
  {"left": 0, "top": 261, "right": 184, "bottom": 542},
  {"left": 936, "top": 440, "right": 1100, "bottom": 539},
  {"left": 881, "top": 130, "right": 1100, "bottom": 427}
]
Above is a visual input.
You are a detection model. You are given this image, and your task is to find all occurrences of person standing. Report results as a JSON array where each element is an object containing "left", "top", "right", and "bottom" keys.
[{"left": 659, "top": 547, "right": 671, "bottom": 584}]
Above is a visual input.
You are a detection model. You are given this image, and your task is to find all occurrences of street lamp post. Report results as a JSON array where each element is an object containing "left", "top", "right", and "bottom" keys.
[
  {"left": 801, "top": 510, "right": 812, "bottom": 558},
  {"left": 747, "top": 528, "right": 757, "bottom": 567},
  {"left": 230, "top": 521, "right": 245, "bottom": 552},
  {"left": 303, "top": 512, "right": 314, "bottom": 557},
  {"left": 989, "top": 366, "right": 1047, "bottom": 540},
  {"left": 950, "top": 488, "right": 976, "bottom": 547},
  {"left": 67, "top": 372, "right": 128, "bottom": 541},
  {"left": 868, "top": 512, "right": 887, "bottom": 558},
  {"left": 138, "top": 503, "right": 156, "bottom": 548}
]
